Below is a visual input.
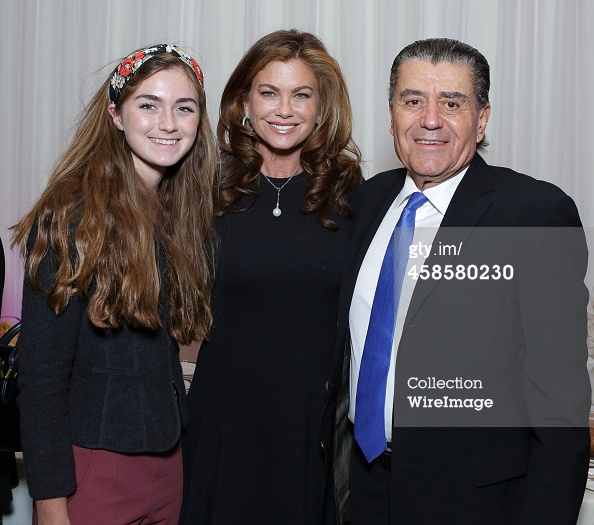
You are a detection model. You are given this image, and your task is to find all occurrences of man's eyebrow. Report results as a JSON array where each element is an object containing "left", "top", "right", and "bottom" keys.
[
  {"left": 399, "top": 88, "right": 425, "bottom": 98},
  {"left": 398, "top": 89, "right": 470, "bottom": 101},
  {"left": 439, "top": 91, "right": 469, "bottom": 101}
]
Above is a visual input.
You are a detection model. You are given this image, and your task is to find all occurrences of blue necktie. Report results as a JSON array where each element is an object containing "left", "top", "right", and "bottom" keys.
[{"left": 355, "top": 191, "right": 428, "bottom": 462}]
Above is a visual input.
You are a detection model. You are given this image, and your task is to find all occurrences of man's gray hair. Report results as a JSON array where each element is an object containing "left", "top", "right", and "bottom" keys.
[{"left": 388, "top": 38, "right": 490, "bottom": 109}]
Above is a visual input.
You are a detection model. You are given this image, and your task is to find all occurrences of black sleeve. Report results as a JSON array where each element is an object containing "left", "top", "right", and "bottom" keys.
[{"left": 18, "top": 229, "right": 86, "bottom": 500}]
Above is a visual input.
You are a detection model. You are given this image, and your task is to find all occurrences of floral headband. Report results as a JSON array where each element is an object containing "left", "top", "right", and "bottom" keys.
[{"left": 109, "top": 44, "right": 204, "bottom": 104}]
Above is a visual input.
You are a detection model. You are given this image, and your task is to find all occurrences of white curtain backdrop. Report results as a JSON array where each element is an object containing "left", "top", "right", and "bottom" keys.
[{"left": 1, "top": 0, "right": 593, "bottom": 319}]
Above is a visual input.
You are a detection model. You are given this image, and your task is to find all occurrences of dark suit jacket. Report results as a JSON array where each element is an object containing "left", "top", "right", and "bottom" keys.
[{"left": 322, "top": 154, "right": 591, "bottom": 524}]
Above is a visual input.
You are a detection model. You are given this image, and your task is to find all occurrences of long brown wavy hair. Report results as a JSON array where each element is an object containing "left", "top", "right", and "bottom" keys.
[
  {"left": 12, "top": 50, "right": 217, "bottom": 345},
  {"left": 217, "top": 29, "right": 362, "bottom": 230}
]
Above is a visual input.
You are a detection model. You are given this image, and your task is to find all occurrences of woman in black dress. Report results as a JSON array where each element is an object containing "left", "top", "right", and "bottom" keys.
[{"left": 180, "top": 30, "right": 362, "bottom": 525}]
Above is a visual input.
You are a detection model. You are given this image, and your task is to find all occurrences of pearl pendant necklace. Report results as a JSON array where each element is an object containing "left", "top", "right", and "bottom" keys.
[{"left": 261, "top": 170, "right": 299, "bottom": 217}]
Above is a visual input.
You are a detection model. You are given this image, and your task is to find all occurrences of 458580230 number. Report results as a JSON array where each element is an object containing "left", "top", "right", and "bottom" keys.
[{"left": 408, "top": 264, "right": 514, "bottom": 281}]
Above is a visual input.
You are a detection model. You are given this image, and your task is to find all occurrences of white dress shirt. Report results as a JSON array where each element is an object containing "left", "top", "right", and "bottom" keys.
[{"left": 349, "top": 168, "right": 467, "bottom": 441}]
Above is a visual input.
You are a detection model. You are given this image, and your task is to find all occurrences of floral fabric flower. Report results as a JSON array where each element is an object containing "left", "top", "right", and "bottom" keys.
[{"left": 109, "top": 44, "right": 204, "bottom": 104}]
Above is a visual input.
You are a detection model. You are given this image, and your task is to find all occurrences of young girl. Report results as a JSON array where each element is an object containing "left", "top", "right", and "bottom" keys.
[{"left": 12, "top": 44, "right": 216, "bottom": 525}]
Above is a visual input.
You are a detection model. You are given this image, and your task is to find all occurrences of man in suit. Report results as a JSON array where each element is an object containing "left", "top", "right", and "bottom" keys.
[{"left": 322, "top": 38, "right": 591, "bottom": 525}]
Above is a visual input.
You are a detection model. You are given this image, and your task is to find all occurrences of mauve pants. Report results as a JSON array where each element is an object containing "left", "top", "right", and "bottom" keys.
[{"left": 33, "top": 443, "right": 182, "bottom": 525}]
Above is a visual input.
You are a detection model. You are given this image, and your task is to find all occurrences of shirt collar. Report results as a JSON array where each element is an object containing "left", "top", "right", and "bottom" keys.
[{"left": 392, "top": 166, "right": 469, "bottom": 216}]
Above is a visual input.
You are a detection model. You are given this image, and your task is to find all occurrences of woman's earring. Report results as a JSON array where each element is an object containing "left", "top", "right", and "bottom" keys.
[{"left": 242, "top": 115, "right": 250, "bottom": 126}]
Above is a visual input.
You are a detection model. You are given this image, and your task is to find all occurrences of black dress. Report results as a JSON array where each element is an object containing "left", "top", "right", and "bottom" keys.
[{"left": 180, "top": 172, "right": 350, "bottom": 525}]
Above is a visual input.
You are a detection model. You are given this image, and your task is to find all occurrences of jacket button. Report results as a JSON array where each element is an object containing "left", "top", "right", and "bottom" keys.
[
  {"left": 320, "top": 441, "right": 325, "bottom": 450},
  {"left": 325, "top": 381, "right": 330, "bottom": 391}
]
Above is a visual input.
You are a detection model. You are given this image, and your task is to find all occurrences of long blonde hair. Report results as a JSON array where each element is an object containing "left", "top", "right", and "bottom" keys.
[{"left": 12, "top": 51, "right": 217, "bottom": 344}]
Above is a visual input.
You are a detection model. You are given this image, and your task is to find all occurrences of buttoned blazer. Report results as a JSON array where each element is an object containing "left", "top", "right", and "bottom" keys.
[
  {"left": 17, "top": 231, "right": 188, "bottom": 501},
  {"left": 322, "top": 154, "right": 591, "bottom": 525}
]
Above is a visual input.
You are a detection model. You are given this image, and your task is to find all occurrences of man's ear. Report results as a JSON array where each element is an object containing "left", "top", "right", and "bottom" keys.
[
  {"left": 389, "top": 103, "right": 395, "bottom": 137},
  {"left": 108, "top": 104, "right": 124, "bottom": 131},
  {"left": 477, "top": 103, "right": 491, "bottom": 141}
]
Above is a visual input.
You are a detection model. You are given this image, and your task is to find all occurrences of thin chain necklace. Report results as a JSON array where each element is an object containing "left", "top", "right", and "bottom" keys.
[{"left": 260, "top": 169, "right": 300, "bottom": 217}]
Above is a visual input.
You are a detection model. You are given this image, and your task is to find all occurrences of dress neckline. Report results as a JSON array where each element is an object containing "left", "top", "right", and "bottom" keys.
[{"left": 259, "top": 171, "right": 307, "bottom": 183}]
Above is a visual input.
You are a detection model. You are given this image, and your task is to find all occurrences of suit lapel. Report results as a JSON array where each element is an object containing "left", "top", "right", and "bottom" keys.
[
  {"left": 338, "top": 170, "right": 407, "bottom": 324},
  {"left": 440, "top": 154, "right": 497, "bottom": 228},
  {"left": 404, "top": 154, "right": 497, "bottom": 326}
]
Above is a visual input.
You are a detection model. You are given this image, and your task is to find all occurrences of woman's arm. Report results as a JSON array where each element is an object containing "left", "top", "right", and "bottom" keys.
[
  {"left": 18, "top": 227, "right": 85, "bottom": 500},
  {"left": 35, "top": 497, "right": 71, "bottom": 525}
]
